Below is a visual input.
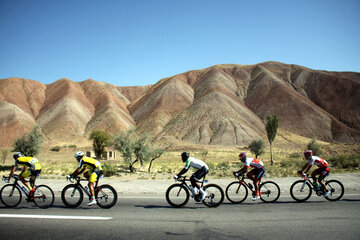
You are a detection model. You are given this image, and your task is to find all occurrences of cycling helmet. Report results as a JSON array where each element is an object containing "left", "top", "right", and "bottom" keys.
[
  {"left": 74, "top": 151, "right": 84, "bottom": 161},
  {"left": 13, "top": 152, "right": 22, "bottom": 160},
  {"left": 181, "top": 152, "right": 189, "bottom": 162},
  {"left": 304, "top": 150, "right": 313, "bottom": 159},
  {"left": 239, "top": 152, "right": 247, "bottom": 161}
]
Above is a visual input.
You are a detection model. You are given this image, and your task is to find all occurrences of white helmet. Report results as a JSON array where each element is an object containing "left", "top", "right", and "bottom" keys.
[{"left": 74, "top": 151, "right": 84, "bottom": 160}]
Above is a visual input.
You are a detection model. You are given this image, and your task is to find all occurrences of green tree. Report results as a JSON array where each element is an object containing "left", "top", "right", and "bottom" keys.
[
  {"left": 147, "top": 144, "right": 171, "bottom": 172},
  {"left": 307, "top": 138, "right": 323, "bottom": 156},
  {"left": 248, "top": 139, "right": 265, "bottom": 158},
  {"left": 266, "top": 115, "right": 279, "bottom": 165},
  {"left": 12, "top": 126, "right": 43, "bottom": 157},
  {"left": 112, "top": 130, "right": 136, "bottom": 172},
  {"left": 89, "top": 130, "right": 111, "bottom": 160}
]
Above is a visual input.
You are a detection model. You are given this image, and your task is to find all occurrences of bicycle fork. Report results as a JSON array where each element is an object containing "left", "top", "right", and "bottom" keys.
[{"left": 300, "top": 180, "right": 308, "bottom": 192}]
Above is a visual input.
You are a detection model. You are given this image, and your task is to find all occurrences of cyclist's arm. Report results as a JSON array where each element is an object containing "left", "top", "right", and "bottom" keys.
[
  {"left": 177, "top": 168, "right": 188, "bottom": 177},
  {"left": 9, "top": 165, "right": 16, "bottom": 178},
  {"left": 300, "top": 163, "right": 312, "bottom": 174},
  {"left": 70, "top": 167, "right": 84, "bottom": 177},
  {"left": 236, "top": 166, "right": 249, "bottom": 175}
]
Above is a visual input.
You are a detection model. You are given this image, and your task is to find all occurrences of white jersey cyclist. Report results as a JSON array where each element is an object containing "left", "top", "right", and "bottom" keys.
[{"left": 184, "top": 157, "right": 209, "bottom": 171}]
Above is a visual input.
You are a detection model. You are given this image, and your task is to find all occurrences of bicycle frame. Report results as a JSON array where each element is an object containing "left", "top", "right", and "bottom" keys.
[
  {"left": 2, "top": 175, "right": 44, "bottom": 201},
  {"left": 298, "top": 174, "right": 326, "bottom": 195},
  {"left": 175, "top": 176, "right": 208, "bottom": 195},
  {"left": 67, "top": 176, "right": 105, "bottom": 198},
  {"left": 235, "top": 175, "right": 263, "bottom": 195}
]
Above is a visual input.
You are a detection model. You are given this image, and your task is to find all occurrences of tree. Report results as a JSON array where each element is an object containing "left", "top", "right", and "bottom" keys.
[
  {"left": 89, "top": 130, "right": 111, "bottom": 160},
  {"left": 147, "top": 144, "right": 171, "bottom": 172},
  {"left": 1, "top": 149, "right": 9, "bottom": 164},
  {"left": 12, "top": 126, "right": 43, "bottom": 157},
  {"left": 112, "top": 130, "right": 136, "bottom": 172},
  {"left": 248, "top": 139, "right": 265, "bottom": 158},
  {"left": 265, "top": 115, "right": 279, "bottom": 165}
]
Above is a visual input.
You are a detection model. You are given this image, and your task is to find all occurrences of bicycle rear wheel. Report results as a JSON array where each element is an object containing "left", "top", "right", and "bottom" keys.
[
  {"left": 225, "top": 181, "right": 248, "bottom": 203},
  {"left": 95, "top": 184, "right": 117, "bottom": 209},
  {"left": 202, "top": 184, "right": 224, "bottom": 208},
  {"left": 0, "top": 184, "right": 22, "bottom": 207},
  {"left": 290, "top": 180, "right": 312, "bottom": 202},
  {"left": 33, "top": 185, "right": 55, "bottom": 208},
  {"left": 61, "top": 184, "right": 83, "bottom": 208},
  {"left": 166, "top": 184, "right": 189, "bottom": 208},
  {"left": 325, "top": 180, "right": 344, "bottom": 201},
  {"left": 259, "top": 181, "right": 280, "bottom": 203}
]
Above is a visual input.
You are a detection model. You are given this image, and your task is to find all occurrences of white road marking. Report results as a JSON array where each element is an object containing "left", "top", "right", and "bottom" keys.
[{"left": 0, "top": 214, "right": 112, "bottom": 220}]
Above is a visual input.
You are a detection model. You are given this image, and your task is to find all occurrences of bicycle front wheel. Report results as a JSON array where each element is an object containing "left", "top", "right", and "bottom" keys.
[
  {"left": 225, "top": 181, "right": 248, "bottom": 203},
  {"left": 202, "top": 184, "right": 224, "bottom": 208},
  {"left": 33, "top": 185, "right": 55, "bottom": 208},
  {"left": 95, "top": 184, "right": 117, "bottom": 209},
  {"left": 61, "top": 184, "right": 83, "bottom": 208},
  {"left": 0, "top": 184, "right": 22, "bottom": 207},
  {"left": 259, "top": 181, "right": 280, "bottom": 203},
  {"left": 290, "top": 180, "right": 312, "bottom": 202},
  {"left": 325, "top": 180, "right": 344, "bottom": 201},
  {"left": 166, "top": 184, "right": 189, "bottom": 208}
]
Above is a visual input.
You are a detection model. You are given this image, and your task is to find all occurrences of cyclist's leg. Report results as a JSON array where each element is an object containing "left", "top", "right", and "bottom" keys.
[
  {"left": 29, "top": 170, "right": 41, "bottom": 196},
  {"left": 87, "top": 172, "right": 97, "bottom": 205},
  {"left": 319, "top": 168, "right": 330, "bottom": 192},
  {"left": 311, "top": 168, "right": 321, "bottom": 185},
  {"left": 20, "top": 170, "right": 32, "bottom": 191},
  {"left": 246, "top": 170, "right": 257, "bottom": 195}
]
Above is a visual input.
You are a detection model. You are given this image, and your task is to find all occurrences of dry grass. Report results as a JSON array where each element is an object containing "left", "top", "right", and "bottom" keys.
[{"left": 1, "top": 141, "right": 359, "bottom": 180}]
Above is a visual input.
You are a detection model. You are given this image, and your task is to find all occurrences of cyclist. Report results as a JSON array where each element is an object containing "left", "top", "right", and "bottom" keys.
[
  {"left": 298, "top": 150, "right": 330, "bottom": 197},
  {"left": 67, "top": 151, "right": 103, "bottom": 206},
  {"left": 6, "top": 152, "right": 41, "bottom": 199},
  {"left": 174, "top": 152, "right": 209, "bottom": 201},
  {"left": 234, "top": 152, "right": 266, "bottom": 200}
]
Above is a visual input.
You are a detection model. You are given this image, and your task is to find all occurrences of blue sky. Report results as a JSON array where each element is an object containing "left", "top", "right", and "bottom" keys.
[{"left": 1, "top": 0, "right": 359, "bottom": 86}]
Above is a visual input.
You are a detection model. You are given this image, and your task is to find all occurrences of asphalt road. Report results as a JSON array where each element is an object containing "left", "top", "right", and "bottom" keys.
[{"left": 0, "top": 193, "right": 359, "bottom": 240}]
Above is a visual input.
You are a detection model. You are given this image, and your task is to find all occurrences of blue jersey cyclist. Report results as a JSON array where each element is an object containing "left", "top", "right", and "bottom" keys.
[
  {"left": 67, "top": 151, "right": 103, "bottom": 206},
  {"left": 7, "top": 152, "right": 42, "bottom": 199},
  {"left": 174, "top": 152, "right": 209, "bottom": 201}
]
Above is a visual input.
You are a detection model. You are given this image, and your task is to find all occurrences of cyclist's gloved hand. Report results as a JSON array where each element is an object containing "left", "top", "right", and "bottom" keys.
[
  {"left": 4, "top": 176, "right": 10, "bottom": 183},
  {"left": 66, "top": 175, "right": 71, "bottom": 180},
  {"left": 173, "top": 175, "right": 178, "bottom": 180},
  {"left": 233, "top": 172, "right": 239, "bottom": 177}
]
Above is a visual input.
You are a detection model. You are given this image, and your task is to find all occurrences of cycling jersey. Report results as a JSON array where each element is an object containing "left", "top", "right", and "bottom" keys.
[
  {"left": 306, "top": 156, "right": 328, "bottom": 168},
  {"left": 78, "top": 157, "right": 103, "bottom": 172},
  {"left": 184, "top": 157, "right": 209, "bottom": 171},
  {"left": 244, "top": 158, "right": 264, "bottom": 169},
  {"left": 14, "top": 157, "right": 41, "bottom": 171}
]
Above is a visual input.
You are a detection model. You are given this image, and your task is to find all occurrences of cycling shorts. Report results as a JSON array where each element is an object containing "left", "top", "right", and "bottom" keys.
[
  {"left": 89, "top": 170, "right": 103, "bottom": 183},
  {"left": 249, "top": 168, "right": 266, "bottom": 181},
  {"left": 314, "top": 167, "right": 330, "bottom": 177},
  {"left": 192, "top": 166, "right": 209, "bottom": 181},
  {"left": 21, "top": 169, "right": 41, "bottom": 179}
]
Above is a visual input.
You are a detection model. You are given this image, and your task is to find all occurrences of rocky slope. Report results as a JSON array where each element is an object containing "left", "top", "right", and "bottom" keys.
[{"left": 0, "top": 62, "right": 359, "bottom": 147}]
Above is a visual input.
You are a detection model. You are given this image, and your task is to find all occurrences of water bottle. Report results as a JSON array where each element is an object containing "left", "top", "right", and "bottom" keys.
[
  {"left": 316, "top": 184, "right": 322, "bottom": 191},
  {"left": 21, "top": 186, "right": 29, "bottom": 194},
  {"left": 313, "top": 182, "right": 318, "bottom": 188},
  {"left": 85, "top": 186, "right": 89, "bottom": 192},
  {"left": 248, "top": 183, "right": 254, "bottom": 190}
]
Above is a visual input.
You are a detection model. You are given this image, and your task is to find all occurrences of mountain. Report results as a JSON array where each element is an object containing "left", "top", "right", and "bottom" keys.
[{"left": 0, "top": 62, "right": 359, "bottom": 147}]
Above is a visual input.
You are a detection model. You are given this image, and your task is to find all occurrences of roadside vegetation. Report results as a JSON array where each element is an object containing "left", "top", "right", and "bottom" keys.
[{"left": 0, "top": 128, "right": 359, "bottom": 180}]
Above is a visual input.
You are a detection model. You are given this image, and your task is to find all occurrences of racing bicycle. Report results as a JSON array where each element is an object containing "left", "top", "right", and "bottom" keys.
[
  {"left": 0, "top": 174, "right": 54, "bottom": 208},
  {"left": 61, "top": 176, "right": 117, "bottom": 208},
  {"left": 226, "top": 174, "right": 280, "bottom": 203},
  {"left": 290, "top": 173, "right": 344, "bottom": 202},
  {"left": 166, "top": 176, "right": 224, "bottom": 208}
]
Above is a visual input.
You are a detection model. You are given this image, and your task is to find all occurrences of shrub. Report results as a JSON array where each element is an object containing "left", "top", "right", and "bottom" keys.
[
  {"left": 328, "top": 154, "right": 360, "bottom": 169},
  {"left": 50, "top": 146, "right": 61, "bottom": 152},
  {"left": 307, "top": 139, "right": 323, "bottom": 156},
  {"left": 102, "top": 162, "right": 117, "bottom": 177}
]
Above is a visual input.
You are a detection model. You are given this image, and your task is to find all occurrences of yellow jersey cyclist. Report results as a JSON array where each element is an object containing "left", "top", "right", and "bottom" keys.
[
  {"left": 174, "top": 152, "right": 209, "bottom": 201},
  {"left": 6, "top": 152, "right": 41, "bottom": 199},
  {"left": 67, "top": 151, "right": 103, "bottom": 206}
]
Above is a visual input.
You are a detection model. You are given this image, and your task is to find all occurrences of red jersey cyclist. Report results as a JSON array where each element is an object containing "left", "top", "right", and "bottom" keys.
[
  {"left": 234, "top": 152, "right": 266, "bottom": 200},
  {"left": 298, "top": 150, "right": 330, "bottom": 197}
]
